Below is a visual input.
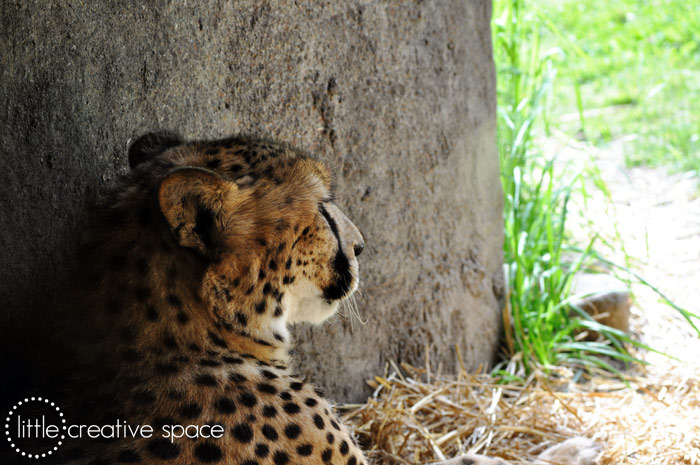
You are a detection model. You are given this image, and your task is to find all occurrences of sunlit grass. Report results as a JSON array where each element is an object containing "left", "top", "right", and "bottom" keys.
[
  {"left": 534, "top": 0, "right": 700, "bottom": 178},
  {"left": 491, "top": 0, "right": 700, "bottom": 378}
]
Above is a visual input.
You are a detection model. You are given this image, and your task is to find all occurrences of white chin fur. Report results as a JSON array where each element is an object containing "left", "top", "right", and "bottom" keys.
[{"left": 283, "top": 278, "right": 341, "bottom": 325}]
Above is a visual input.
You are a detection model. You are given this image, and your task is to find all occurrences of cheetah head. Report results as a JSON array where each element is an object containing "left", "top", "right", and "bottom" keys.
[{"left": 129, "top": 130, "right": 364, "bottom": 329}]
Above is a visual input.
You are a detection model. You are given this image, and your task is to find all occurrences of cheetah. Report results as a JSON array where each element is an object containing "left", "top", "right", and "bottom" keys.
[{"left": 5, "top": 131, "right": 599, "bottom": 465}]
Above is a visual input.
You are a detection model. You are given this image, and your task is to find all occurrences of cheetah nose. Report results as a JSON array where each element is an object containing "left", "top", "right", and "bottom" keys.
[{"left": 353, "top": 242, "right": 364, "bottom": 257}]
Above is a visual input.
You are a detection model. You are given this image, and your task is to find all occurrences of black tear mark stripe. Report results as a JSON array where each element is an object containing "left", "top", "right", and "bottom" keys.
[
  {"left": 323, "top": 250, "right": 352, "bottom": 301},
  {"left": 319, "top": 204, "right": 353, "bottom": 300},
  {"left": 319, "top": 204, "right": 342, "bottom": 249}
]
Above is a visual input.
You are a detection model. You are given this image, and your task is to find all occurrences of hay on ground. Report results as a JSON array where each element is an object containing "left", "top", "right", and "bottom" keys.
[{"left": 340, "top": 358, "right": 700, "bottom": 465}]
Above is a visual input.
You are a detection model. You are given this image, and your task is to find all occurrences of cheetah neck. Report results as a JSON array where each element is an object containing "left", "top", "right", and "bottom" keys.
[
  {"left": 139, "top": 244, "right": 295, "bottom": 367},
  {"left": 61, "top": 228, "right": 295, "bottom": 375}
]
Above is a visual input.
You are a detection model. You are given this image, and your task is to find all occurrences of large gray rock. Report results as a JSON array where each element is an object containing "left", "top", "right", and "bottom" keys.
[{"left": 0, "top": 1, "right": 501, "bottom": 402}]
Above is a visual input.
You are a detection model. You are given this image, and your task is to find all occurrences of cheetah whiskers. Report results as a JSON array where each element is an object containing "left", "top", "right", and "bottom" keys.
[
  {"left": 342, "top": 288, "right": 368, "bottom": 328},
  {"left": 351, "top": 294, "right": 368, "bottom": 325}
]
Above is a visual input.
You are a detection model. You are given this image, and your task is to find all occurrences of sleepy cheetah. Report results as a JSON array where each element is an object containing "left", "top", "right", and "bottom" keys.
[{"left": 4, "top": 131, "right": 598, "bottom": 465}]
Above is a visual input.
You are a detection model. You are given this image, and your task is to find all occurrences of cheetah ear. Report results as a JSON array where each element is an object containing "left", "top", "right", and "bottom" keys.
[
  {"left": 158, "top": 167, "right": 232, "bottom": 255},
  {"left": 128, "top": 130, "right": 183, "bottom": 169}
]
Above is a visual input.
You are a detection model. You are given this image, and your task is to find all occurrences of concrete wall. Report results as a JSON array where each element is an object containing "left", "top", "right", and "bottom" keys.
[{"left": 0, "top": 0, "right": 502, "bottom": 402}]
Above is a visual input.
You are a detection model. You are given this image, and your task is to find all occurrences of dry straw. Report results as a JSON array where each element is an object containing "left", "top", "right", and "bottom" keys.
[{"left": 340, "top": 355, "right": 700, "bottom": 465}]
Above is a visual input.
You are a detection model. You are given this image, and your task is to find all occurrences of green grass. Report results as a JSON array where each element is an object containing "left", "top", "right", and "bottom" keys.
[
  {"left": 491, "top": 0, "right": 700, "bottom": 378},
  {"left": 532, "top": 0, "right": 700, "bottom": 177}
]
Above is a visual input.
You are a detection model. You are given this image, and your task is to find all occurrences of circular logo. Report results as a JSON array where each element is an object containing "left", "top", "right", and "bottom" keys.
[{"left": 5, "top": 397, "right": 66, "bottom": 459}]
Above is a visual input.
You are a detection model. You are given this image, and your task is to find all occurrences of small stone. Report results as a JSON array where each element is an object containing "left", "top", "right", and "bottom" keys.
[{"left": 571, "top": 273, "right": 631, "bottom": 337}]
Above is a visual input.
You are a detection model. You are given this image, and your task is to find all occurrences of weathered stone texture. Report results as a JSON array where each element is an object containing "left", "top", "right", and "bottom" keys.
[{"left": 0, "top": 0, "right": 501, "bottom": 402}]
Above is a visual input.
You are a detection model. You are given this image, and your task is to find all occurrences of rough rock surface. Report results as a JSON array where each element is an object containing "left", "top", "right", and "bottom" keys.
[{"left": 0, "top": 1, "right": 501, "bottom": 402}]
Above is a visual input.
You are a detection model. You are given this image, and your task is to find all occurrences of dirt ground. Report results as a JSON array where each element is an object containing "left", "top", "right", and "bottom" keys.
[
  {"left": 549, "top": 133, "right": 700, "bottom": 463},
  {"left": 550, "top": 134, "right": 700, "bottom": 364}
]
